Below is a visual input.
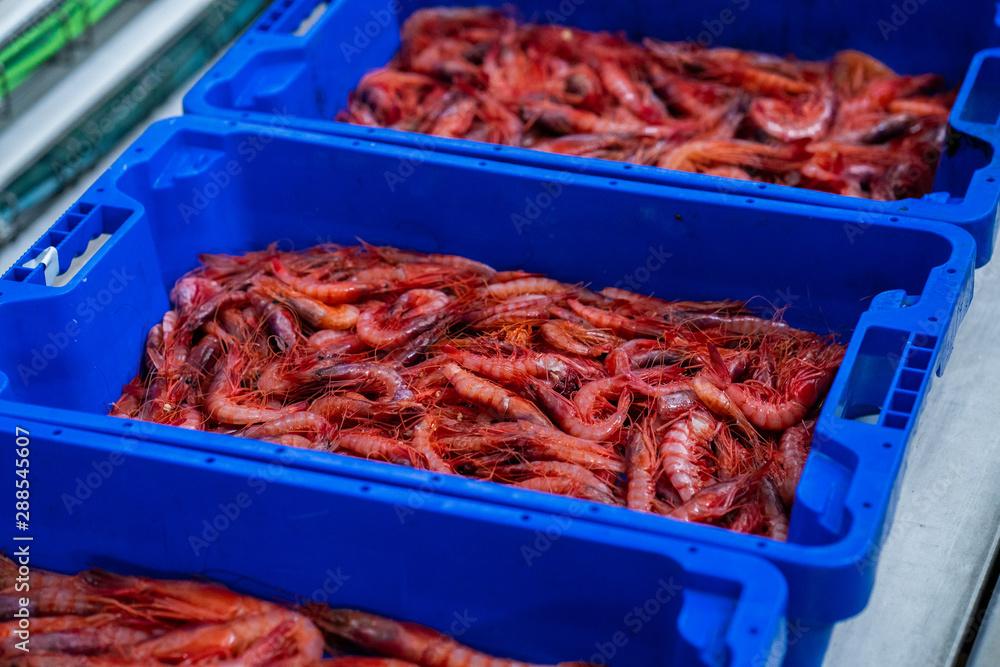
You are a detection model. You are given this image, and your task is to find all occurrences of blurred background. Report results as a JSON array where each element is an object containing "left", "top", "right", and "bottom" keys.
[{"left": 0, "top": 0, "right": 268, "bottom": 269}]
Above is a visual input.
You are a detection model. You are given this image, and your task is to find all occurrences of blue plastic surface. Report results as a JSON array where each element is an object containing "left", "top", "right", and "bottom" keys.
[
  {"left": 2, "top": 416, "right": 787, "bottom": 667},
  {"left": 183, "top": 0, "right": 1000, "bottom": 266},
  {"left": 0, "top": 117, "right": 977, "bottom": 663}
]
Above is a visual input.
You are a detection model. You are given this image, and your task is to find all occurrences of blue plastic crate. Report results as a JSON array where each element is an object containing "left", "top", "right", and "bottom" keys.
[
  {"left": 2, "top": 417, "right": 787, "bottom": 667},
  {"left": 0, "top": 117, "right": 977, "bottom": 665},
  {"left": 184, "top": 0, "right": 1000, "bottom": 267}
]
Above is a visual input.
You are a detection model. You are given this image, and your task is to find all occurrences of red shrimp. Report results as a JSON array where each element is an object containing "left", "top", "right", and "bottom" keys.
[
  {"left": 474, "top": 422, "right": 626, "bottom": 474},
  {"left": 260, "top": 280, "right": 360, "bottom": 331},
  {"left": 441, "top": 362, "right": 550, "bottom": 424},
  {"left": 206, "top": 351, "right": 289, "bottom": 425},
  {"left": 271, "top": 258, "right": 372, "bottom": 305},
  {"left": 539, "top": 319, "right": 620, "bottom": 357},
  {"left": 504, "top": 461, "right": 616, "bottom": 504},
  {"left": 357, "top": 290, "right": 451, "bottom": 349},
  {"left": 124, "top": 610, "right": 323, "bottom": 663},
  {"left": 79, "top": 568, "right": 278, "bottom": 623},
  {"left": 657, "top": 408, "right": 717, "bottom": 501},
  {"left": 760, "top": 478, "right": 789, "bottom": 541},
  {"left": 626, "top": 430, "right": 657, "bottom": 512},
  {"left": 442, "top": 345, "right": 568, "bottom": 384},
  {"left": 334, "top": 431, "right": 418, "bottom": 465},
  {"left": 483, "top": 277, "right": 568, "bottom": 299},
  {"left": 309, "top": 363, "right": 414, "bottom": 402},
  {"left": 531, "top": 381, "right": 631, "bottom": 441},
  {"left": 306, "top": 607, "right": 586, "bottom": 667},
  {"left": 242, "top": 411, "right": 332, "bottom": 443},
  {"left": 598, "top": 60, "right": 669, "bottom": 124},
  {"left": 1, "top": 614, "right": 161, "bottom": 657},
  {"left": 668, "top": 473, "right": 755, "bottom": 524},
  {"left": 605, "top": 339, "right": 680, "bottom": 375},
  {"left": 776, "top": 420, "right": 813, "bottom": 505},
  {"left": 726, "top": 360, "right": 838, "bottom": 431},
  {"left": 567, "top": 299, "right": 662, "bottom": 337},
  {"left": 411, "top": 414, "right": 453, "bottom": 474}
]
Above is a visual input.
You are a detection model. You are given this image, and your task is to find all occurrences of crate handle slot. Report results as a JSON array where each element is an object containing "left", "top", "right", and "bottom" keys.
[
  {"left": 256, "top": 0, "right": 334, "bottom": 37},
  {"left": 954, "top": 48, "right": 1000, "bottom": 129},
  {"left": 0, "top": 203, "right": 130, "bottom": 288}
]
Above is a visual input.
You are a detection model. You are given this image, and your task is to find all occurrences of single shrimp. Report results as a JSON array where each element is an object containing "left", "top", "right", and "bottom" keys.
[
  {"left": 539, "top": 320, "right": 615, "bottom": 358},
  {"left": 357, "top": 290, "right": 451, "bottom": 349},
  {"left": 483, "top": 277, "right": 568, "bottom": 299},
  {"left": 1, "top": 614, "right": 160, "bottom": 657},
  {"left": 333, "top": 431, "right": 418, "bottom": 466},
  {"left": 725, "top": 365, "right": 836, "bottom": 431},
  {"left": 79, "top": 568, "right": 277, "bottom": 623},
  {"left": 305, "top": 607, "right": 585, "bottom": 667},
  {"left": 309, "top": 363, "right": 414, "bottom": 402},
  {"left": 567, "top": 299, "right": 661, "bottom": 337},
  {"left": 124, "top": 610, "right": 323, "bottom": 664},
  {"left": 242, "top": 411, "right": 332, "bottom": 443},
  {"left": 271, "top": 258, "right": 373, "bottom": 305},
  {"left": 776, "top": 420, "right": 813, "bottom": 505},
  {"left": 411, "top": 414, "right": 453, "bottom": 474},
  {"left": 440, "top": 363, "right": 550, "bottom": 425},
  {"left": 626, "top": 430, "right": 657, "bottom": 512},
  {"left": 657, "top": 408, "right": 717, "bottom": 501},
  {"left": 668, "top": 473, "right": 755, "bottom": 524},
  {"left": 502, "top": 461, "right": 618, "bottom": 505},
  {"left": 206, "top": 351, "right": 289, "bottom": 425},
  {"left": 760, "top": 478, "right": 789, "bottom": 541},
  {"left": 531, "top": 380, "right": 631, "bottom": 442}
]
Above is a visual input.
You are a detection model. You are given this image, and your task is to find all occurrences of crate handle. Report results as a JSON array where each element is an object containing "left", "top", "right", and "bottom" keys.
[
  {"left": 954, "top": 48, "right": 1000, "bottom": 130},
  {"left": 0, "top": 203, "right": 130, "bottom": 289},
  {"left": 255, "top": 0, "right": 334, "bottom": 37}
]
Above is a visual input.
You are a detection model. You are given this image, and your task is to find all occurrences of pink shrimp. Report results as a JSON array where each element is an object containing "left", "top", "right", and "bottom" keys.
[
  {"left": 305, "top": 607, "right": 585, "bottom": 667},
  {"left": 531, "top": 381, "right": 631, "bottom": 441},
  {"left": 539, "top": 319, "right": 620, "bottom": 357},
  {"left": 206, "top": 351, "right": 289, "bottom": 425},
  {"left": 657, "top": 408, "right": 717, "bottom": 501},
  {"left": 566, "top": 299, "right": 661, "bottom": 337},
  {"left": 242, "top": 411, "right": 332, "bottom": 443},
  {"left": 726, "top": 359, "right": 838, "bottom": 431},
  {"left": 760, "top": 478, "right": 789, "bottom": 541},
  {"left": 668, "top": 473, "right": 755, "bottom": 524},
  {"left": 504, "top": 461, "right": 616, "bottom": 504},
  {"left": 411, "top": 414, "right": 453, "bottom": 474},
  {"left": 334, "top": 431, "right": 418, "bottom": 465},
  {"left": 442, "top": 345, "right": 567, "bottom": 384},
  {"left": 441, "top": 362, "right": 550, "bottom": 424},
  {"left": 357, "top": 290, "right": 452, "bottom": 349},
  {"left": 124, "top": 610, "right": 323, "bottom": 664},
  {"left": 626, "top": 430, "right": 657, "bottom": 512},
  {"left": 484, "top": 277, "right": 569, "bottom": 299},
  {"left": 776, "top": 420, "right": 813, "bottom": 505},
  {"left": 309, "top": 363, "right": 414, "bottom": 402},
  {"left": 271, "top": 258, "right": 373, "bottom": 305},
  {"left": 1, "top": 614, "right": 161, "bottom": 658}
]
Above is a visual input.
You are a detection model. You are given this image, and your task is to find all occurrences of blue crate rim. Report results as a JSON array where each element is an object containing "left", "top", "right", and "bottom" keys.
[
  {"left": 0, "top": 116, "right": 978, "bottom": 576},
  {"left": 181, "top": 1, "right": 1000, "bottom": 265}
]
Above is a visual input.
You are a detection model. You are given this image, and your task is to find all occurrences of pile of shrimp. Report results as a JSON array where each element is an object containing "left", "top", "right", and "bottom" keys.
[
  {"left": 338, "top": 6, "right": 955, "bottom": 201},
  {"left": 112, "top": 243, "right": 844, "bottom": 540},
  {"left": 0, "top": 557, "right": 589, "bottom": 665}
]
